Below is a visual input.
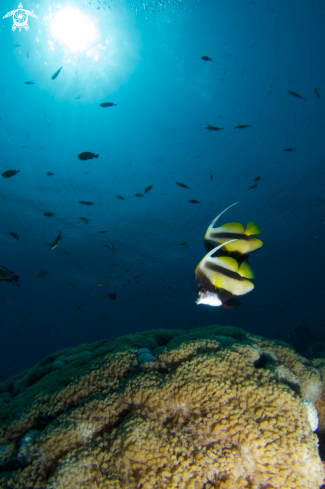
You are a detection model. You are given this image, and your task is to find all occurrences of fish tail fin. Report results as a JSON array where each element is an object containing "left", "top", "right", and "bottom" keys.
[
  {"left": 245, "top": 221, "right": 262, "bottom": 236},
  {"left": 208, "top": 201, "right": 240, "bottom": 229},
  {"left": 238, "top": 262, "right": 255, "bottom": 279},
  {"left": 94, "top": 154, "right": 99, "bottom": 158}
]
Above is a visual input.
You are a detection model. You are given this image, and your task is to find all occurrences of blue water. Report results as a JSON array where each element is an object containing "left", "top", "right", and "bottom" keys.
[{"left": 1, "top": 0, "right": 325, "bottom": 382}]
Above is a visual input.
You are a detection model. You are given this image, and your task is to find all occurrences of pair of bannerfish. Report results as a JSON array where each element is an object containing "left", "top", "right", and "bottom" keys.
[{"left": 195, "top": 202, "right": 263, "bottom": 309}]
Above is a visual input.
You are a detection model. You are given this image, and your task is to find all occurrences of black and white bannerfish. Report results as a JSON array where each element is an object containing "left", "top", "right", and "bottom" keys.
[
  {"left": 195, "top": 240, "right": 255, "bottom": 309},
  {"left": 204, "top": 202, "right": 263, "bottom": 261},
  {"left": 47, "top": 230, "right": 62, "bottom": 250},
  {"left": 0, "top": 266, "right": 19, "bottom": 286}
]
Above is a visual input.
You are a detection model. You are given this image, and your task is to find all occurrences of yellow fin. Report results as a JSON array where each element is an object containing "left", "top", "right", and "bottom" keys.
[
  {"left": 221, "top": 222, "right": 245, "bottom": 232},
  {"left": 238, "top": 262, "right": 255, "bottom": 279},
  {"left": 245, "top": 221, "right": 262, "bottom": 236},
  {"left": 217, "top": 256, "right": 239, "bottom": 272}
]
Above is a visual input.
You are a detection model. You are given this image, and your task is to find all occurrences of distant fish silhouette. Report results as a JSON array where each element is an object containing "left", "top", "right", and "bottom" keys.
[
  {"left": 36, "top": 270, "right": 48, "bottom": 278},
  {"left": 288, "top": 90, "right": 306, "bottom": 101},
  {"left": 2, "top": 169, "right": 19, "bottom": 178},
  {"left": 176, "top": 182, "right": 190, "bottom": 189},
  {"left": 51, "top": 67, "right": 62, "bottom": 80},
  {"left": 234, "top": 124, "right": 251, "bottom": 129},
  {"left": 47, "top": 230, "right": 62, "bottom": 250},
  {"left": 100, "top": 102, "right": 116, "bottom": 108},
  {"left": 78, "top": 152, "right": 99, "bottom": 160},
  {"left": 0, "top": 266, "right": 19, "bottom": 286}
]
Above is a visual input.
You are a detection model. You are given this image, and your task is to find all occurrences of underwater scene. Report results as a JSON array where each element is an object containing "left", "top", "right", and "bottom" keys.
[{"left": 1, "top": 0, "right": 325, "bottom": 487}]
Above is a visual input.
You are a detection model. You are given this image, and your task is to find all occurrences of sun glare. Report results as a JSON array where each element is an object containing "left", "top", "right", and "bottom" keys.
[{"left": 50, "top": 6, "right": 97, "bottom": 52}]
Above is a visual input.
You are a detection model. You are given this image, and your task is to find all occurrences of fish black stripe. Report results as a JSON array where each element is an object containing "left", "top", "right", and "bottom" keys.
[
  {"left": 205, "top": 261, "right": 248, "bottom": 281},
  {"left": 210, "top": 231, "right": 252, "bottom": 241}
]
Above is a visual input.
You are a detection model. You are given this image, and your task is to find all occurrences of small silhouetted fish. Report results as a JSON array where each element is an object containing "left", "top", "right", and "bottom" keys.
[
  {"left": 189, "top": 200, "right": 200, "bottom": 204},
  {"left": 201, "top": 56, "right": 213, "bottom": 61},
  {"left": 36, "top": 270, "right": 48, "bottom": 278},
  {"left": 135, "top": 193, "right": 144, "bottom": 197},
  {"left": 206, "top": 124, "right": 224, "bottom": 131},
  {"left": 176, "top": 182, "right": 190, "bottom": 189},
  {"left": 0, "top": 266, "right": 19, "bottom": 285},
  {"left": 254, "top": 176, "right": 261, "bottom": 181},
  {"left": 100, "top": 102, "right": 117, "bottom": 107},
  {"left": 9, "top": 232, "right": 19, "bottom": 240},
  {"left": 47, "top": 230, "right": 62, "bottom": 250},
  {"left": 288, "top": 90, "right": 306, "bottom": 101},
  {"left": 26, "top": 51, "right": 29, "bottom": 58},
  {"left": 116, "top": 195, "right": 125, "bottom": 200},
  {"left": 108, "top": 293, "right": 117, "bottom": 300},
  {"left": 180, "top": 242, "right": 188, "bottom": 248},
  {"left": 75, "top": 94, "right": 81, "bottom": 100},
  {"left": 63, "top": 251, "right": 70, "bottom": 255},
  {"left": 25, "top": 81, "right": 35, "bottom": 85},
  {"left": 234, "top": 124, "right": 252, "bottom": 129},
  {"left": 0, "top": 296, "right": 4, "bottom": 301},
  {"left": 97, "top": 282, "right": 106, "bottom": 287},
  {"left": 249, "top": 183, "right": 258, "bottom": 190},
  {"left": 98, "top": 231, "right": 106, "bottom": 234},
  {"left": 46, "top": 172, "right": 55, "bottom": 176},
  {"left": 2, "top": 170, "right": 20, "bottom": 178},
  {"left": 79, "top": 201, "right": 95, "bottom": 206},
  {"left": 210, "top": 174, "right": 213, "bottom": 181},
  {"left": 283, "top": 148, "right": 296, "bottom": 152},
  {"left": 78, "top": 152, "right": 99, "bottom": 160},
  {"left": 144, "top": 185, "right": 153, "bottom": 194},
  {"left": 79, "top": 217, "right": 89, "bottom": 224},
  {"left": 108, "top": 242, "right": 115, "bottom": 254},
  {"left": 14, "top": 44, "right": 21, "bottom": 48},
  {"left": 51, "top": 67, "right": 62, "bottom": 80},
  {"left": 315, "top": 86, "right": 321, "bottom": 99}
]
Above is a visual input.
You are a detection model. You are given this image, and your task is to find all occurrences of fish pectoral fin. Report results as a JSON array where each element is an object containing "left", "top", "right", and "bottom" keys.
[
  {"left": 245, "top": 221, "right": 262, "bottom": 235},
  {"left": 238, "top": 262, "right": 255, "bottom": 279},
  {"left": 214, "top": 274, "right": 226, "bottom": 289},
  {"left": 221, "top": 222, "right": 245, "bottom": 232},
  {"left": 222, "top": 299, "right": 242, "bottom": 310},
  {"left": 216, "top": 256, "right": 239, "bottom": 272}
]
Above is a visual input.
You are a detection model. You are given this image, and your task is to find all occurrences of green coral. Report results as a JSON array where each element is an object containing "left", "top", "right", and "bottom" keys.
[{"left": 0, "top": 325, "right": 323, "bottom": 488}]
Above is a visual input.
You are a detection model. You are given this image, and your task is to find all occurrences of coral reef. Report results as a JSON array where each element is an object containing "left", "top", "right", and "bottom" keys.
[
  {"left": 0, "top": 325, "right": 323, "bottom": 489},
  {"left": 312, "top": 358, "right": 325, "bottom": 434}
]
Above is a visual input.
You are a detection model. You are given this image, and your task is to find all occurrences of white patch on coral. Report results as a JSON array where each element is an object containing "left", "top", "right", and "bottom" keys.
[{"left": 302, "top": 399, "right": 319, "bottom": 432}]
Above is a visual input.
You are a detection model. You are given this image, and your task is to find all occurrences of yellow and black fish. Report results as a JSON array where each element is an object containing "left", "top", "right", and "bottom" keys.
[
  {"left": 204, "top": 202, "right": 263, "bottom": 260},
  {"left": 195, "top": 240, "right": 254, "bottom": 308}
]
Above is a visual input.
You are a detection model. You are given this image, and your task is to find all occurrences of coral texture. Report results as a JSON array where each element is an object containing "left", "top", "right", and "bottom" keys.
[
  {"left": 0, "top": 325, "right": 323, "bottom": 489},
  {"left": 312, "top": 359, "right": 325, "bottom": 433}
]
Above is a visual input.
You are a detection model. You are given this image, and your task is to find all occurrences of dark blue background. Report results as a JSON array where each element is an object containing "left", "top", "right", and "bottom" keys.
[{"left": 1, "top": 0, "right": 325, "bottom": 381}]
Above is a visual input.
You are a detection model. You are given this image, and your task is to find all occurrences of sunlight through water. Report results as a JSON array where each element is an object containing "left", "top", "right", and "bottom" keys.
[{"left": 50, "top": 6, "right": 98, "bottom": 52}]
